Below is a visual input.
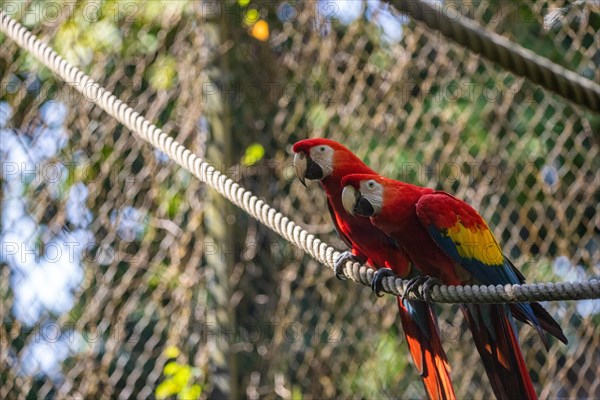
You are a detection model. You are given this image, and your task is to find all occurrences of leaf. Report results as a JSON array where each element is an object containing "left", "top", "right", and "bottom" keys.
[
  {"left": 164, "top": 346, "right": 180, "bottom": 359},
  {"left": 173, "top": 365, "right": 192, "bottom": 387},
  {"left": 244, "top": 9, "right": 260, "bottom": 25},
  {"left": 241, "top": 143, "right": 265, "bottom": 166},
  {"left": 156, "top": 380, "right": 179, "bottom": 399},
  {"left": 250, "top": 20, "right": 270, "bottom": 41},
  {"left": 292, "top": 386, "right": 303, "bottom": 400},
  {"left": 147, "top": 55, "right": 178, "bottom": 90},
  {"left": 163, "top": 361, "right": 181, "bottom": 376},
  {"left": 179, "top": 384, "right": 202, "bottom": 399}
]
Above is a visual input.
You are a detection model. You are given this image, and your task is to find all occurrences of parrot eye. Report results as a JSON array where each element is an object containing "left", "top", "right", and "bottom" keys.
[
  {"left": 319, "top": 146, "right": 326, "bottom": 152},
  {"left": 368, "top": 181, "right": 375, "bottom": 188}
]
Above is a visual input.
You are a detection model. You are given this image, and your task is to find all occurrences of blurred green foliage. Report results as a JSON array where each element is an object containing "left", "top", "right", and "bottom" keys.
[
  {"left": 1, "top": 0, "right": 598, "bottom": 398},
  {"left": 156, "top": 347, "right": 203, "bottom": 399}
]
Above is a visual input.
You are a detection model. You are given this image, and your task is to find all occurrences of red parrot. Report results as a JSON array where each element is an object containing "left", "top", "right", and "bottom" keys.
[
  {"left": 340, "top": 174, "right": 568, "bottom": 400},
  {"left": 292, "top": 139, "right": 456, "bottom": 400}
]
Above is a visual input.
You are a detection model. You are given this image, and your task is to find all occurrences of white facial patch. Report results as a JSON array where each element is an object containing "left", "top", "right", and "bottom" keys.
[
  {"left": 359, "top": 179, "right": 383, "bottom": 214},
  {"left": 309, "top": 144, "right": 334, "bottom": 178}
]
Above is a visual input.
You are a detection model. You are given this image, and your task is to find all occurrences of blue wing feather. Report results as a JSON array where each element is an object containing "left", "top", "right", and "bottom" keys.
[
  {"left": 425, "top": 225, "right": 541, "bottom": 330},
  {"left": 425, "top": 226, "right": 521, "bottom": 286}
]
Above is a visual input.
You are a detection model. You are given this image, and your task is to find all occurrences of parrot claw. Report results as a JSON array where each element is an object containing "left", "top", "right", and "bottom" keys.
[
  {"left": 334, "top": 251, "right": 361, "bottom": 280},
  {"left": 371, "top": 268, "right": 396, "bottom": 297},
  {"left": 403, "top": 275, "right": 441, "bottom": 302}
]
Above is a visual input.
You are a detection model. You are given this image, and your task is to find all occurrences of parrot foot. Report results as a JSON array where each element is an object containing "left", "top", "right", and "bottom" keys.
[
  {"left": 334, "top": 251, "right": 361, "bottom": 280},
  {"left": 403, "top": 276, "right": 442, "bottom": 302},
  {"left": 371, "top": 268, "right": 396, "bottom": 297}
]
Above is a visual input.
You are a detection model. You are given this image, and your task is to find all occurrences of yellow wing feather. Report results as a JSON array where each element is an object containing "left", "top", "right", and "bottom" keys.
[{"left": 446, "top": 221, "right": 504, "bottom": 266}]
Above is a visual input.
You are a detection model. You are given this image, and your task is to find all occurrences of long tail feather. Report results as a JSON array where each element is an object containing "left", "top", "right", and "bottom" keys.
[
  {"left": 506, "top": 259, "right": 567, "bottom": 348},
  {"left": 511, "top": 302, "right": 568, "bottom": 349},
  {"left": 398, "top": 298, "right": 456, "bottom": 400},
  {"left": 461, "top": 304, "right": 537, "bottom": 400}
]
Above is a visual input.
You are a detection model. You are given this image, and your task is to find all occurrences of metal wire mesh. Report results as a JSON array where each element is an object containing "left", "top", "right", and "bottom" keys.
[{"left": 0, "top": 1, "right": 598, "bottom": 399}]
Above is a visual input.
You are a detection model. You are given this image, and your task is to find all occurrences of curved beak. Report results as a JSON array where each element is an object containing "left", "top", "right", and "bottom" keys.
[
  {"left": 342, "top": 185, "right": 375, "bottom": 217},
  {"left": 294, "top": 152, "right": 308, "bottom": 187},
  {"left": 294, "top": 151, "right": 324, "bottom": 186},
  {"left": 341, "top": 185, "right": 358, "bottom": 216}
]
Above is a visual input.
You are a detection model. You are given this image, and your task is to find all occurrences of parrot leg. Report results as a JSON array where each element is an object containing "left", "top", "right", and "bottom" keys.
[
  {"left": 404, "top": 276, "right": 442, "bottom": 302},
  {"left": 371, "top": 267, "right": 396, "bottom": 297},
  {"left": 333, "top": 251, "right": 362, "bottom": 280}
]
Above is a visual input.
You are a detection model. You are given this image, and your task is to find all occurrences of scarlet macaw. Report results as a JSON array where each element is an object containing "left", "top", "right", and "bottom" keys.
[
  {"left": 293, "top": 139, "right": 456, "bottom": 399},
  {"left": 340, "top": 174, "right": 567, "bottom": 400}
]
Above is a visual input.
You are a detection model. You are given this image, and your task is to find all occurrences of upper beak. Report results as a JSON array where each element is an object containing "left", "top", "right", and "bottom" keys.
[
  {"left": 341, "top": 185, "right": 358, "bottom": 216},
  {"left": 294, "top": 152, "right": 307, "bottom": 187},
  {"left": 342, "top": 185, "right": 376, "bottom": 217}
]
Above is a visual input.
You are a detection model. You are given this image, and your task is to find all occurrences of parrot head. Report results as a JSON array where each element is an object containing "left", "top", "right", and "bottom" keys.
[
  {"left": 292, "top": 139, "right": 373, "bottom": 186},
  {"left": 341, "top": 173, "right": 386, "bottom": 217}
]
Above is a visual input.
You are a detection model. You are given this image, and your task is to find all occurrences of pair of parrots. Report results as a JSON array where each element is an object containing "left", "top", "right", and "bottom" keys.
[{"left": 292, "top": 138, "right": 567, "bottom": 400}]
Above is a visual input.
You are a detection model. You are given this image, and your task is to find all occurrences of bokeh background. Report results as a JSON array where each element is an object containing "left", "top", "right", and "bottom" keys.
[{"left": 1, "top": 0, "right": 599, "bottom": 399}]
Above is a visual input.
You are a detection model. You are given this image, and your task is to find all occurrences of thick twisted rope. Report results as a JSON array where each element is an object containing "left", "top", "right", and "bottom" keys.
[
  {"left": 2, "top": 11, "right": 599, "bottom": 304},
  {"left": 389, "top": 0, "right": 600, "bottom": 113}
]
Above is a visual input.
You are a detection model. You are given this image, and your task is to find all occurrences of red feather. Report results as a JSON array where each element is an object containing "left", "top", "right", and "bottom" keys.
[
  {"left": 293, "top": 139, "right": 456, "bottom": 400},
  {"left": 462, "top": 304, "right": 538, "bottom": 400},
  {"left": 341, "top": 173, "right": 566, "bottom": 400},
  {"left": 398, "top": 298, "right": 454, "bottom": 400}
]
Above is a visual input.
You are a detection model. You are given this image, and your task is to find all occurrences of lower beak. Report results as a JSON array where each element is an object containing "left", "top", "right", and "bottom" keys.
[
  {"left": 294, "top": 152, "right": 307, "bottom": 187},
  {"left": 355, "top": 196, "right": 375, "bottom": 217},
  {"left": 341, "top": 185, "right": 358, "bottom": 215}
]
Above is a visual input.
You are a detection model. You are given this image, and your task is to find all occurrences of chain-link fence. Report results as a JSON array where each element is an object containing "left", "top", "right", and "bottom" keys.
[{"left": 1, "top": 1, "right": 598, "bottom": 399}]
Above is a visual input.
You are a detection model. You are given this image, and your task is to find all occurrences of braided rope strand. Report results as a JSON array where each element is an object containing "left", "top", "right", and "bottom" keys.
[
  {"left": 1, "top": 11, "right": 599, "bottom": 303},
  {"left": 391, "top": 0, "right": 600, "bottom": 112}
]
